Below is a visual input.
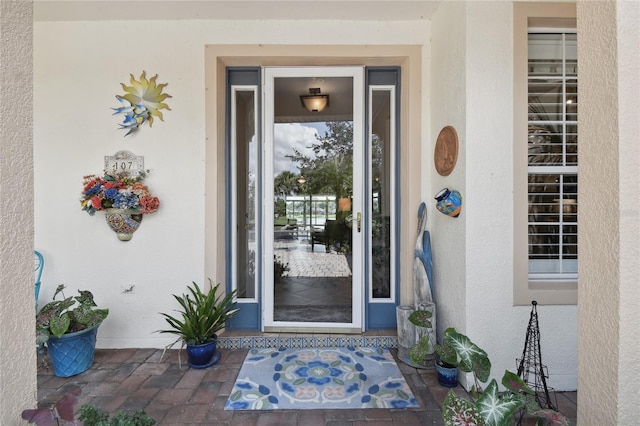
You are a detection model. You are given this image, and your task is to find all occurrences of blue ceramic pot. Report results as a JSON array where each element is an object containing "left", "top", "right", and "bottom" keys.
[
  {"left": 435, "top": 360, "right": 458, "bottom": 387},
  {"left": 186, "top": 339, "right": 221, "bottom": 368},
  {"left": 434, "top": 188, "right": 462, "bottom": 217},
  {"left": 47, "top": 323, "right": 100, "bottom": 377}
]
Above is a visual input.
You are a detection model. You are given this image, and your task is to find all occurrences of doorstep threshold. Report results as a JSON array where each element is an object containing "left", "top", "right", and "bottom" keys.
[{"left": 217, "top": 330, "right": 398, "bottom": 350}]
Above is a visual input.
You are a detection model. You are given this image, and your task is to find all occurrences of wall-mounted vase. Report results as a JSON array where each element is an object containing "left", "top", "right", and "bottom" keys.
[
  {"left": 105, "top": 209, "right": 143, "bottom": 241},
  {"left": 434, "top": 188, "right": 462, "bottom": 217}
]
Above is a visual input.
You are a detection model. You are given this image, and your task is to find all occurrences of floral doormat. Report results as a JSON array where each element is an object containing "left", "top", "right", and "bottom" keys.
[{"left": 224, "top": 347, "right": 419, "bottom": 410}]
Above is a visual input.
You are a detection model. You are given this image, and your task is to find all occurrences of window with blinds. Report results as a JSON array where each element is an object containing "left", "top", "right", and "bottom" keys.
[{"left": 527, "top": 32, "right": 578, "bottom": 279}]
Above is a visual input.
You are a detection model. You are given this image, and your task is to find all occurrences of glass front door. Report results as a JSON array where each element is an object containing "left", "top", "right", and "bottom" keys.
[
  {"left": 227, "top": 66, "right": 400, "bottom": 332},
  {"left": 263, "top": 67, "right": 364, "bottom": 331}
]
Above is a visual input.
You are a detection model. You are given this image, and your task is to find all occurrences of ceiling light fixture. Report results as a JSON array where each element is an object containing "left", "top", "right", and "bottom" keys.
[{"left": 300, "top": 88, "right": 329, "bottom": 112}]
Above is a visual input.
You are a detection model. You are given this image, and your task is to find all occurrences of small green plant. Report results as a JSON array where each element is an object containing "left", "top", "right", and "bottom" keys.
[
  {"left": 36, "top": 285, "right": 109, "bottom": 346},
  {"left": 408, "top": 309, "right": 433, "bottom": 365},
  {"left": 158, "top": 279, "right": 239, "bottom": 346},
  {"left": 274, "top": 255, "right": 290, "bottom": 280},
  {"left": 247, "top": 250, "right": 290, "bottom": 282},
  {"left": 78, "top": 404, "right": 156, "bottom": 426},
  {"left": 435, "top": 327, "right": 491, "bottom": 394},
  {"left": 22, "top": 388, "right": 156, "bottom": 426},
  {"left": 436, "top": 328, "right": 569, "bottom": 426}
]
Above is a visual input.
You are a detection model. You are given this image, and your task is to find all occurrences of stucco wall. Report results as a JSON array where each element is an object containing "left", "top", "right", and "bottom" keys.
[
  {"left": 577, "top": 0, "right": 640, "bottom": 423},
  {"left": 430, "top": 1, "right": 577, "bottom": 390},
  {"left": 33, "top": 19, "right": 429, "bottom": 349},
  {"left": 0, "top": 1, "right": 37, "bottom": 422},
  {"left": 429, "top": 0, "right": 468, "bottom": 353}
]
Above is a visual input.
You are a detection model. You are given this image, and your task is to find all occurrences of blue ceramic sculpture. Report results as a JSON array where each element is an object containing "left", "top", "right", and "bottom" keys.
[{"left": 414, "top": 202, "right": 434, "bottom": 303}]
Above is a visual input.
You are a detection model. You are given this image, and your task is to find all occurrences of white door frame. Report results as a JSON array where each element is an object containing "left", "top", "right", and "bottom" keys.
[{"left": 262, "top": 66, "right": 364, "bottom": 332}]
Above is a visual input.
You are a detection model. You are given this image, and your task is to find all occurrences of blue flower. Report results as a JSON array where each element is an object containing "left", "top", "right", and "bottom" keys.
[
  {"left": 114, "top": 191, "right": 140, "bottom": 209},
  {"left": 295, "top": 361, "right": 342, "bottom": 386},
  {"left": 104, "top": 188, "right": 118, "bottom": 200},
  {"left": 308, "top": 376, "right": 331, "bottom": 385},
  {"left": 85, "top": 184, "right": 102, "bottom": 196}
]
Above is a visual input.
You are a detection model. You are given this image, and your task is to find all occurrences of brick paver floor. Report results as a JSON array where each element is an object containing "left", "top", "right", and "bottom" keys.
[{"left": 35, "top": 348, "right": 577, "bottom": 425}]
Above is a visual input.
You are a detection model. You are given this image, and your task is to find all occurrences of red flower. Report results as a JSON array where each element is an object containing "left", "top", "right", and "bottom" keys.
[
  {"left": 91, "top": 196, "right": 103, "bottom": 210},
  {"left": 139, "top": 196, "right": 160, "bottom": 214}
]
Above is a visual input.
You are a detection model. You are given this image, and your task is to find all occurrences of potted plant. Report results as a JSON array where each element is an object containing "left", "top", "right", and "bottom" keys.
[
  {"left": 407, "top": 308, "right": 436, "bottom": 367},
  {"left": 35, "top": 285, "right": 109, "bottom": 377},
  {"left": 434, "top": 327, "right": 491, "bottom": 390},
  {"left": 437, "top": 328, "right": 569, "bottom": 426},
  {"left": 158, "top": 279, "right": 238, "bottom": 368}
]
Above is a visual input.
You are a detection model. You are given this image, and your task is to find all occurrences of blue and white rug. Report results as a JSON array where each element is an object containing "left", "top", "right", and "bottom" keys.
[{"left": 224, "top": 347, "right": 419, "bottom": 410}]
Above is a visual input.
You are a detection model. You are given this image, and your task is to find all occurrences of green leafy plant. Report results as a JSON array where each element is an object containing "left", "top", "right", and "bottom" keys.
[
  {"left": 273, "top": 255, "right": 290, "bottom": 281},
  {"left": 78, "top": 404, "right": 156, "bottom": 426},
  {"left": 408, "top": 309, "right": 433, "bottom": 365},
  {"left": 35, "top": 285, "right": 109, "bottom": 346},
  {"left": 158, "top": 279, "right": 239, "bottom": 346},
  {"left": 22, "top": 387, "right": 155, "bottom": 426},
  {"left": 435, "top": 327, "right": 491, "bottom": 393},
  {"left": 437, "top": 328, "right": 569, "bottom": 426}
]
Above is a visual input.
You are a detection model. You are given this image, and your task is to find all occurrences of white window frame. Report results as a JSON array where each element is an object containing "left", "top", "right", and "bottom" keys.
[
  {"left": 367, "top": 85, "right": 397, "bottom": 304},
  {"left": 513, "top": 3, "right": 578, "bottom": 305},
  {"left": 231, "top": 85, "right": 259, "bottom": 303}
]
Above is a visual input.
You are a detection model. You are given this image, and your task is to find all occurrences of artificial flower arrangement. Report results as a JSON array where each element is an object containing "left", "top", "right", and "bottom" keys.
[{"left": 81, "top": 170, "right": 160, "bottom": 215}]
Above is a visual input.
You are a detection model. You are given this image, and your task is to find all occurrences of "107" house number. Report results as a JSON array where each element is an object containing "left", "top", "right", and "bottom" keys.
[{"left": 104, "top": 150, "right": 144, "bottom": 177}]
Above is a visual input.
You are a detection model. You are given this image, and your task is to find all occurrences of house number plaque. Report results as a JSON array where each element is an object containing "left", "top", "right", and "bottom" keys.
[{"left": 105, "top": 150, "right": 144, "bottom": 177}]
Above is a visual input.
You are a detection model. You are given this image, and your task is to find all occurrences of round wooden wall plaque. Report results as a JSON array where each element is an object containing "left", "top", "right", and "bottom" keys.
[{"left": 434, "top": 126, "right": 459, "bottom": 176}]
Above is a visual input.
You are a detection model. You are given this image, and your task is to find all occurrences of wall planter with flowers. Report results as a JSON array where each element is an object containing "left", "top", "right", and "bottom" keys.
[{"left": 81, "top": 150, "right": 159, "bottom": 241}]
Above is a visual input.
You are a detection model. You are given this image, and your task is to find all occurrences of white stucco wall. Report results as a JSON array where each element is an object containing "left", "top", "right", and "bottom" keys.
[
  {"left": 577, "top": 0, "right": 640, "bottom": 423},
  {"left": 33, "top": 19, "right": 429, "bottom": 349},
  {"left": 430, "top": 0, "right": 468, "bottom": 340},
  {"left": 0, "top": 1, "right": 37, "bottom": 422},
  {"left": 430, "top": 1, "right": 577, "bottom": 391}
]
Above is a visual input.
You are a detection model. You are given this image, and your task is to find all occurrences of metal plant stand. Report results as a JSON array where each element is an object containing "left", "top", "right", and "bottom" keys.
[{"left": 516, "top": 300, "right": 557, "bottom": 422}]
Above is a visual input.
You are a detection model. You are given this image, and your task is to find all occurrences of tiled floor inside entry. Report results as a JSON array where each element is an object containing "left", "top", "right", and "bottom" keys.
[
  {"left": 36, "top": 333, "right": 578, "bottom": 425},
  {"left": 273, "top": 235, "right": 353, "bottom": 323}
]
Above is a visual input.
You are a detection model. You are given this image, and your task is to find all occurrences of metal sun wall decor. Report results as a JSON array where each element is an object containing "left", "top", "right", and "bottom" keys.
[{"left": 112, "top": 71, "right": 172, "bottom": 136}]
